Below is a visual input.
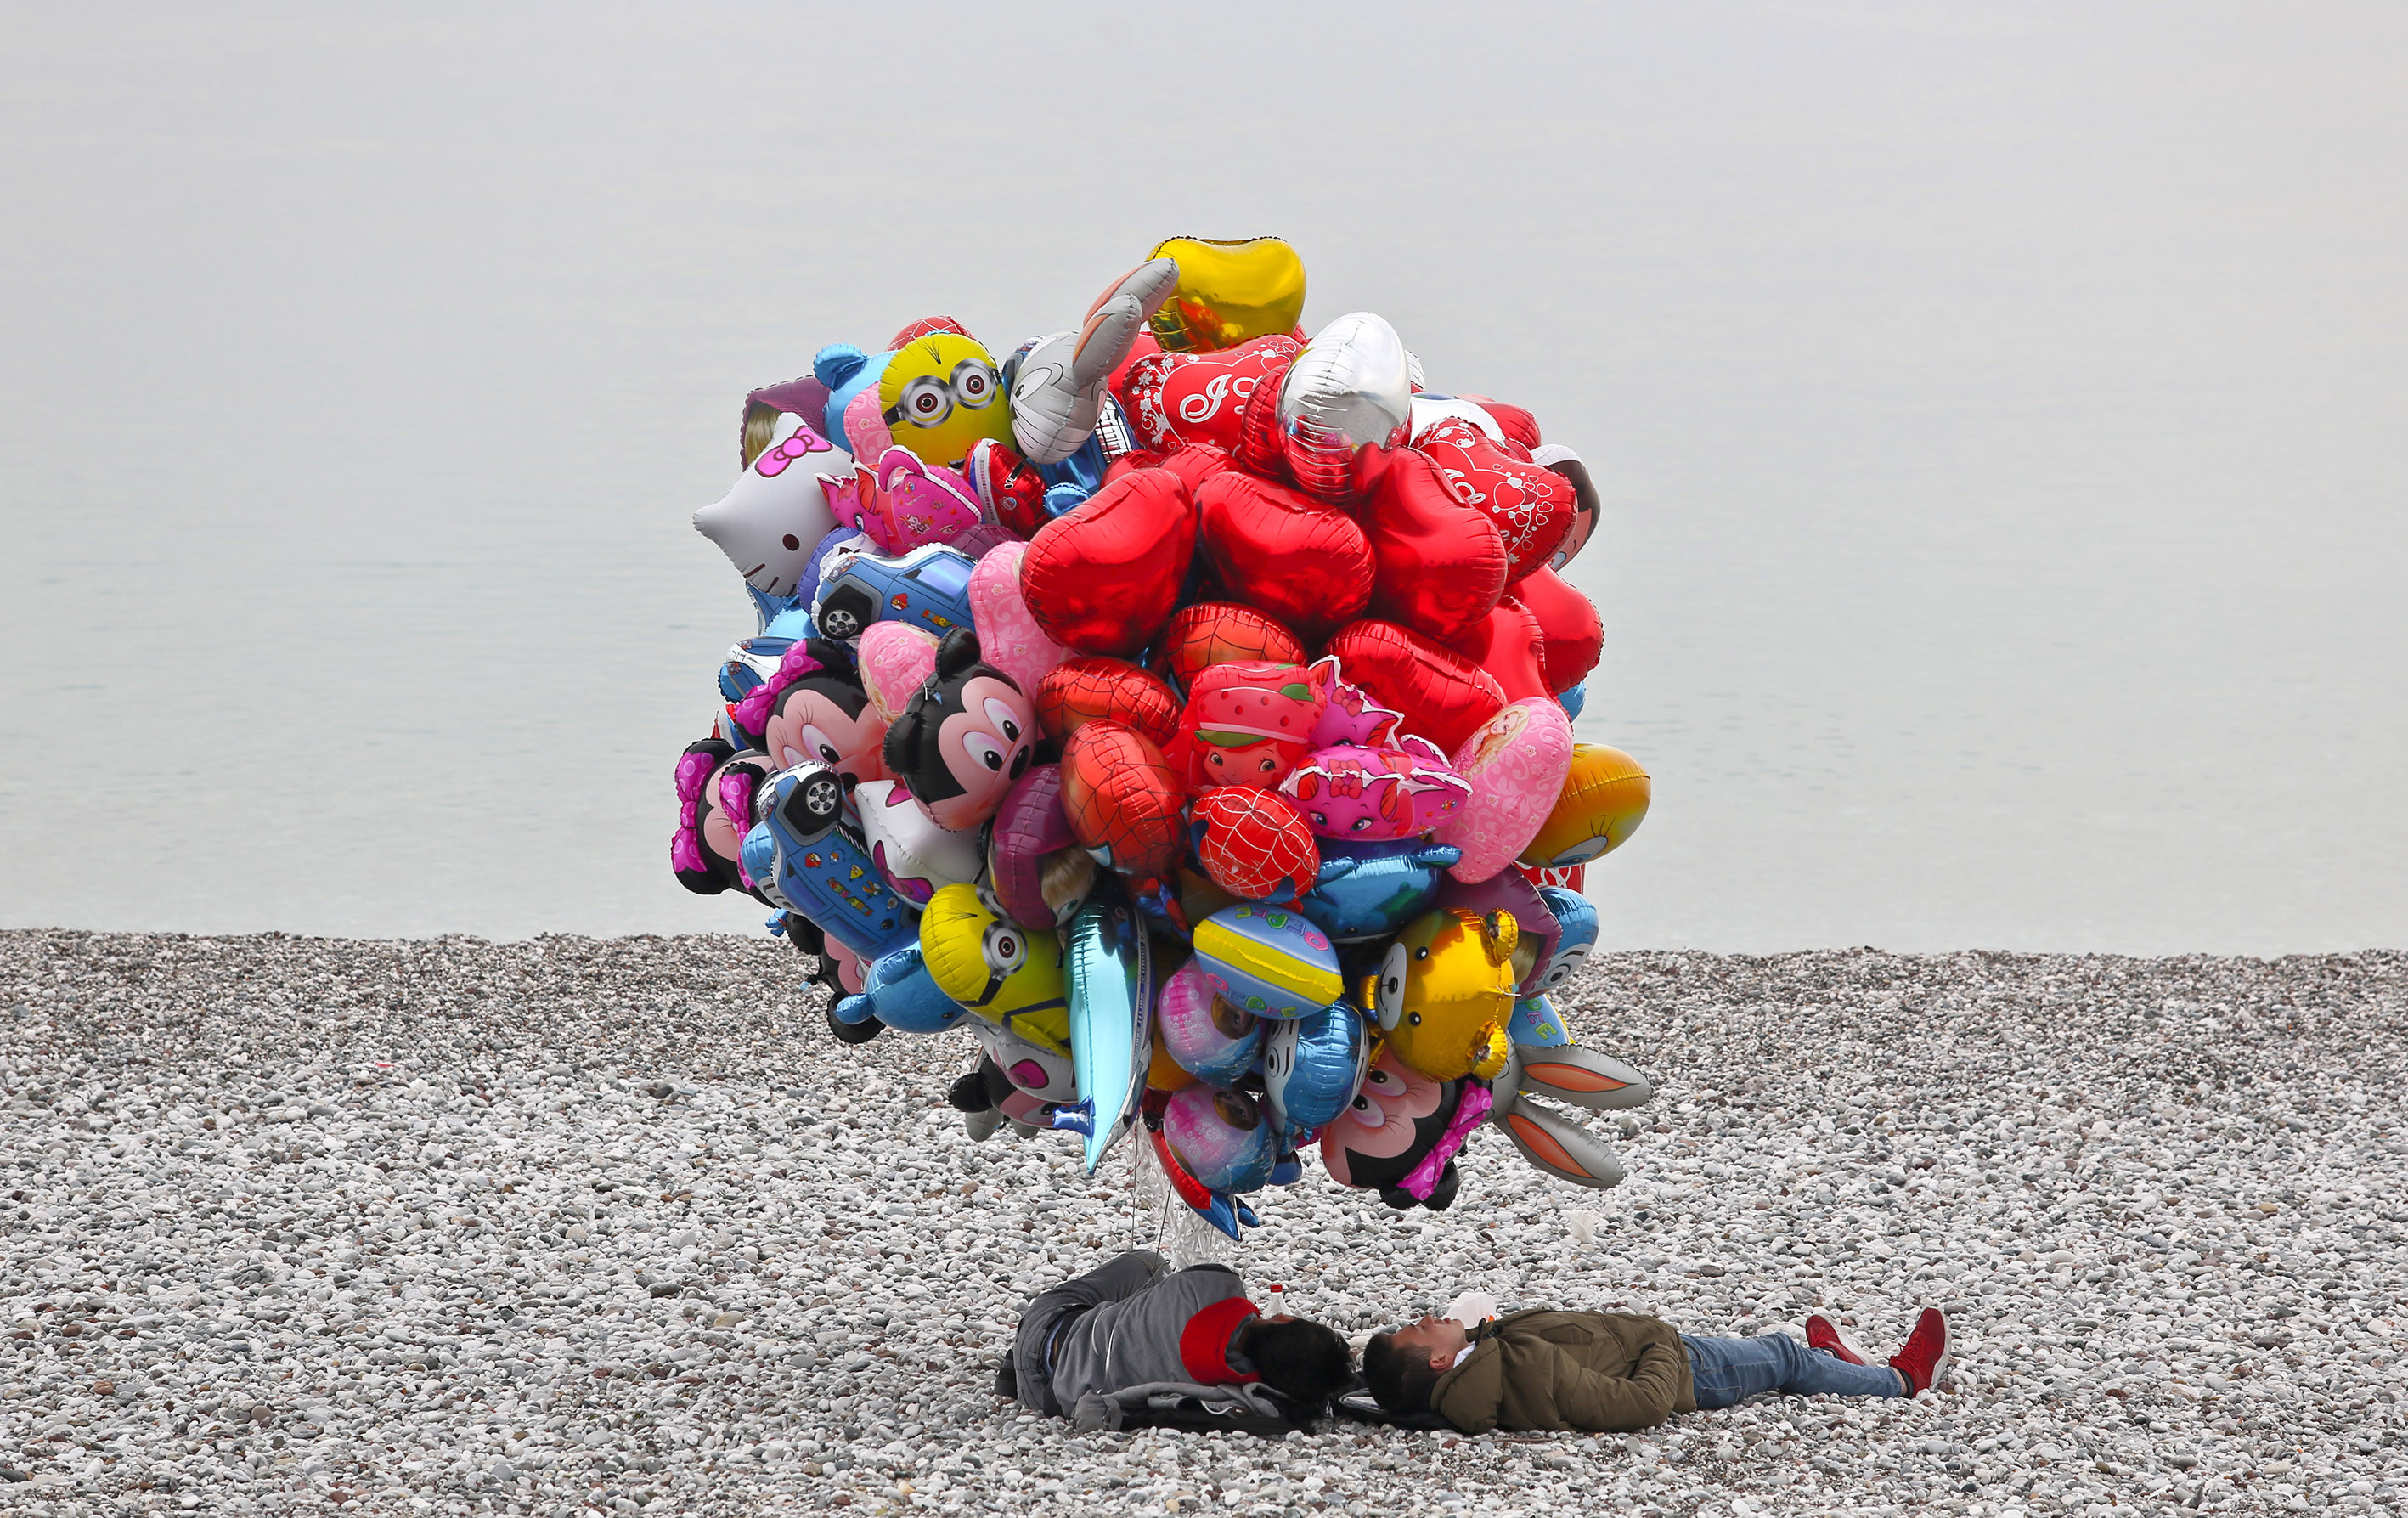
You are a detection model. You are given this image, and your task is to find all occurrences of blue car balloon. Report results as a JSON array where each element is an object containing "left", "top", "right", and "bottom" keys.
[
  {"left": 812, "top": 542, "right": 978, "bottom": 642},
  {"left": 739, "top": 761, "right": 917, "bottom": 962}
]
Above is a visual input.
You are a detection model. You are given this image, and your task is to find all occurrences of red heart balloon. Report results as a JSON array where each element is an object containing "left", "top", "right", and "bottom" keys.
[
  {"left": 1116, "top": 335, "right": 1300, "bottom": 455},
  {"left": 1446, "top": 595, "right": 1552, "bottom": 703},
  {"left": 1456, "top": 394, "right": 1542, "bottom": 452},
  {"left": 1060, "top": 720, "right": 1187, "bottom": 883},
  {"left": 1322, "top": 619, "right": 1507, "bottom": 753},
  {"left": 1415, "top": 416, "right": 1573, "bottom": 581},
  {"left": 1036, "top": 657, "right": 1181, "bottom": 748},
  {"left": 1514, "top": 566, "right": 1603, "bottom": 694},
  {"left": 1150, "top": 601, "right": 1306, "bottom": 692},
  {"left": 1195, "top": 471, "right": 1373, "bottom": 645},
  {"left": 1020, "top": 471, "right": 1196, "bottom": 657},
  {"left": 1361, "top": 449, "right": 1508, "bottom": 641}
]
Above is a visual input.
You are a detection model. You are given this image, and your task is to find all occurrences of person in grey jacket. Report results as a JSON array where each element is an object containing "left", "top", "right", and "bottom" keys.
[{"left": 998, "top": 1250, "right": 1351, "bottom": 1422}]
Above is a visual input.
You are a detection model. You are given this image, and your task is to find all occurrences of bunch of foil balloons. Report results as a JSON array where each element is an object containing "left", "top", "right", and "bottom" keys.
[{"left": 672, "top": 238, "right": 1656, "bottom": 1235}]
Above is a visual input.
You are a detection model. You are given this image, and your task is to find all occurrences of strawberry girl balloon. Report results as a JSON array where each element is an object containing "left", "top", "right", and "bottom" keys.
[{"left": 1165, "top": 660, "right": 1328, "bottom": 790}]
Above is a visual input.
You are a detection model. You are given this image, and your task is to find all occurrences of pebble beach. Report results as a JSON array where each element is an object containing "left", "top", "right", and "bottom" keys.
[{"left": 3, "top": 928, "right": 2403, "bottom": 1517}]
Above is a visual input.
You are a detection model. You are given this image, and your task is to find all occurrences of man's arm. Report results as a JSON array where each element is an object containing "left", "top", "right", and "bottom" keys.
[
  {"left": 1052, "top": 1250, "right": 1169, "bottom": 1310},
  {"left": 1544, "top": 1334, "right": 1686, "bottom": 1432}
]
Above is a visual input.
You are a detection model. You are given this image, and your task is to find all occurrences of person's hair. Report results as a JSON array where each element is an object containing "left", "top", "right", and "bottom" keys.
[
  {"left": 1361, "top": 1330, "right": 1441, "bottom": 1414},
  {"left": 1240, "top": 1318, "right": 1352, "bottom": 1408}
]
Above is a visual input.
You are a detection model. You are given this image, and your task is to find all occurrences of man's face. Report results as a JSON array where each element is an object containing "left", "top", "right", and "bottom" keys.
[{"left": 1387, "top": 1313, "right": 1469, "bottom": 1370}]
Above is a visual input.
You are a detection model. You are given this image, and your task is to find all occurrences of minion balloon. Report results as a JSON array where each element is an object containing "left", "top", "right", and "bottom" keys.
[
  {"left": 918, "top": 883, "right": 1072, "bottom": 1056},
  {"left": 878, "top": 333, "right": 1015, "bottom": 466}
]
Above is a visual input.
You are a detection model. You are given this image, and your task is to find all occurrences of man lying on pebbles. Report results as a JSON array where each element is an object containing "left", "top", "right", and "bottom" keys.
[
  {"left": 999, "top": 1249, "right": 1354, "bottom": 1429},
  {"left": 1363, "top": 1290, "right": 1948, "bottom": 1433}
]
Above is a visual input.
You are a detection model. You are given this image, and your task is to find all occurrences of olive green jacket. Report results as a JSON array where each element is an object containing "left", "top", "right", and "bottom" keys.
[{"left": 1430, "top": 1310, "right": 1696, "bottom": 1434}]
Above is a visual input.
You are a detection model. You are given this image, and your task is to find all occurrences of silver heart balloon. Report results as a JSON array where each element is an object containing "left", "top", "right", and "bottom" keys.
[{"left": 1276, "top": 311, "right": 1414, "bottom": 504}]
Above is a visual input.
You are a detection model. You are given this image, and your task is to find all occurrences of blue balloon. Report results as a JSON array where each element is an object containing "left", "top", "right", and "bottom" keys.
[
  {"left": 1299, "top": 838, "right": 1462, "bottom": 943},
  {"left": 1062, "top": 886, "right": 1154, "bottom": 1172},
  {"left": 1506, "top": 994, "right": 1572, "bottom": 1048},
  {"left": 1532, "top": 885, "right": 1599, "bottom": 997},
  {"left": 1558, "top": 682, "right": 1587, "bottom": 720},
  {"left": 1260, "top": 1000, "right": 1368, "bottom": 1132},
  {"left": 833, "top": 946, "right": 969, "bottom": 1034},
  {"left": 812, "top": 344, "right": 892, "bottom": 449}
]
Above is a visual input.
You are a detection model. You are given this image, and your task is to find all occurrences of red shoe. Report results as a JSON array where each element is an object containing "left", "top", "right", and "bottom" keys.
[
  {"left": 1805, "top": 1314, "right": 1868, "bottom": 1365},
  {"left": 1889, "top": 1307, "right": 1950, "bottom": 1395}
]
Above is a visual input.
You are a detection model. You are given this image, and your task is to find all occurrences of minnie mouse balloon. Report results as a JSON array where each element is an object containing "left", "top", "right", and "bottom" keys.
[{"left": 1276, "top": 312, "right": 1414, "bottom": 505}]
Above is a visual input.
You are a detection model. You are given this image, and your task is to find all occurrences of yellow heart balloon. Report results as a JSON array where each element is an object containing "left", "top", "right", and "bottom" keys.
[{"left": 1145, "top": 235, "right": 1307, "bottom": 353}]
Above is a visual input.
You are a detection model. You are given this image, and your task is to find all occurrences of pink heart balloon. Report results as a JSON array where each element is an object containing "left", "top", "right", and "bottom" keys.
[
  {"left": 856, "top": 622, "right": 939, "bottom": 723},
  {"left": 967, "top": 540, "right": 1074, "bottom": 697},
  {"left": 1436, "top": 697, "right": 1575, "bottom": 883}
]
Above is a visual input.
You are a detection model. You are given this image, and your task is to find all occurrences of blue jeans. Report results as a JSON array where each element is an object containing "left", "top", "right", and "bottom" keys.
[{"left": 1683, "top": 1334, "right": 1905, "bottom": 1408}]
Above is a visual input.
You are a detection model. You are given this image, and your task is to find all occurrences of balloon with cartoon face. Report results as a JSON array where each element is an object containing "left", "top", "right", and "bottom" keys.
[
  {"left": 1160, "top": 1083, "right": 1276, "bottom": 1194},
  {"left": 878, "top": 331, "right": 1015, "bottom": 466},
  {"left": 1320, "top": 1047, "right": 1466, "bottom": 1211},
  {"left": 760, "top": 660, "right": 888, "bottom": 801},
  {"left": 1259, "top": 999, "right": 1367, "bottom": 1132},
  {"left": 1532, "top": 884, "right": 1598, "bottom": 998},
  {"left": 917, "top": 883, "right": 1073, "bottom": 1057},
  {"left": 880, "top": 629, "right": 1038, "bottom": 832}
]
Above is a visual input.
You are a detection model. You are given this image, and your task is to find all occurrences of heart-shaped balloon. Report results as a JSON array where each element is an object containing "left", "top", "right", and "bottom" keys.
[
  {"left": 967, "top": 541, "right": 1075, "bottom": 697},
  {"left": 1514, "top": 566, "right": 1603, "bottom": 694},
  {"left": 1322, "top": 620, "right": 1508, "bottom": 754},
  {"left": 1435, "top": 697, "right": 1576, "bottom": 883},
  {"left": 855, "top": 622, "right": 939, "bottom": 723},
  {"left": 1194, "top": 471, "right": 1372, "bottom": 644},
  {"left": 1037, "top": 657, "right": 1181, "bottom": 748},
  {"left": 1117, "top": 335, "right": 1300, "bottom": 456},
  {"left": 1455, "top": 394, "right": 1541, "bottom": 452},
  {"left": 1362, "top": 449, "right": 1507, "bottom": 641},
  {"left": 1530, "top": 444, "right": 1601, "bottom": 573},
  {"left": 1277, "top": 312, "right": 1414, "bottom": 505},
  {"left": 1145, "top": 236, "right": 1309, "bottom": 353},
  {"left": 1150, "top": 601, "right": 1306, "bottom": 692},
  {"left": 1059, "top": 720, "right": 1187, "bottom": 882},
  {"left": 1414, "top": 417, "right": 1573, "bottom": 580},
  {"left": 1019, "top": 471, "right": 1197, "bottom": 657},
  {"left": 1446, "top": 595, "right": 1551, "bottom": 703}
]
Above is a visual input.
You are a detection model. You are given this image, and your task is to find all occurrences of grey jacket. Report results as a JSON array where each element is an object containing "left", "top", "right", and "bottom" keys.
[{"left": 1047, "top": 1255, "right": 1260, "bottom": 1408}]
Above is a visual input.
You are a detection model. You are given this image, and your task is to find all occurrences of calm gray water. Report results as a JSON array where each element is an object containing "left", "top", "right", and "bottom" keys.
[{"left": 3, "top": 3, "right": 2402, "bottom": 951}]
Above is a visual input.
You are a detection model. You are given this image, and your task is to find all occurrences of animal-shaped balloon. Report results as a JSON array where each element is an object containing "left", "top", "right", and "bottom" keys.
[
  {"left": 880, "top": 629, "right": 1038, "bottom": 832},
  {"left": 1520, "top": 744, "right": 1652, "bottom": 868},
  {"left": 1153, "top": 959, "right": 1264, "bottom": 1086},
  {"left": 917, "top": 883, "right": 1072, "bottom": 1057},
  {"left": 1368, "top": 908, "right": 1516, "bottom": 1081},
  {"left": 813, "top": 344, "right": 893, "bottom": 449},
  {"left": 1437, "top": 872, "right": 1560, "bottom": 997},
  {"left": 1160, "top": 1084, "right": 1276, "bottom": 1194},
  {"left": 1259, "top": 1000, "right": 1367, "bottom": 1132},
  {"left": 1281, "top": 739, "right": 1470, "bottom": 842},
  {"left": 1007, "top": 259, "right": 1178, "bottom": 464},
  {"left": 693, "top": 413, "right": 852, "bottom": 601},
  {"left": 1319, "top": 1047, "right": 1475, "bottom": 1211},
  {"left": 755, "top": 652, "right": 888, "bottom": 802},
  {"left": 824, "top": 447, "right": 986, "bottom": 556},
  {"left": 670, "top": 740, "right": 773, "bottom": 899},
  {"left": 1486, "top": 1044, "right": 1628, "bottom": 1191},
  {"left": 1531, "top": 884, "right": 1598, "bottom": 996},
  {"left": 1298, "top": 838, "right": 1461, "bottom": 942},
  {"left": 1309, "top": 662, "right": 1404, "bottom": 748},
  {"left": 832, "top": 945, "right": 971, "bottom": 1036},
  {"left": 1192, "top": 903, "right": 1343, "bottom": 1019},
  {"left": 1167, "top": 661, "right": 1327, "bottom": 790},
  {"left": 854, "top": 781, "right": 984, "bottom": 906},
  {"left": 876, "top": 330, "right": 1014, "bottom": 466}
]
